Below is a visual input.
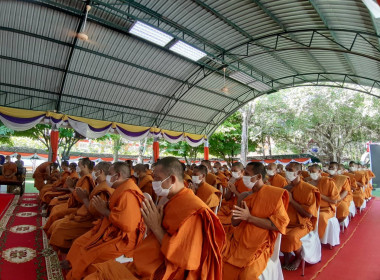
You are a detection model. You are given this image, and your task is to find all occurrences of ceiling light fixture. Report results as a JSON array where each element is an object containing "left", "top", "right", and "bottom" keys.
[
  {"left": 129, "top": 21, "right": 174, "bottom": 47},
  {"left": 362, "top": 0, "right": 380, "bottom": 18},
  {"left": 169, "top": 41, "right": 207, "bottom": 61}
]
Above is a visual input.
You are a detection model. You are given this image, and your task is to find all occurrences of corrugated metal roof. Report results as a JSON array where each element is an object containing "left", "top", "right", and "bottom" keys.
[{"left": 1, "top": 0, "right": 380, "bottom": 136}]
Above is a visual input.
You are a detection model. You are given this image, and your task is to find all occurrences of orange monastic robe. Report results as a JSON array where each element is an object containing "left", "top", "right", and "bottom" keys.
[
  {"left": 224, "top": 169, "right": 232, "bottom": 179},
  {"left": 281, "top": 181, "right": 320, "bottom": 253},
  {"left": 0, "top": 162, "right": 18, "bottom": 181},
  {"left": 206, "top": 172, "right": 221, "bottom": 187},
  {"left": 216, "top": 171, "right": 228, "bottom": 188},
  {"left": 183, "top": 173, "right": 192, "bottom": 188},
  {"left": 33, "top": 162, "right": 52, "bottom": 191},
  {"left": 268, "top": 173, "right": 288, "bottom": 188},
  {"left": 301, "top": 171, "right": 310, "bottom": 179},
  {"left": 137, "top": 174, "right": 156, "bottom": 202},
  {"left": 48, "top": 181, "right": 114, "bottom": 249},
  {"left": 196, "top": 181, "right": 221, "bottom": 212},
  {"left": 43, "top": 174, "right": 95, "bottom": 235},
  {"left": 217, "top": 178, "right": 250, "bottom": 234},
  {"left": 65, "top": 179, "right": 145, "bottom": 280},
  {"left": 344, "top": 172, "right": 365, "bottom": 207},
  {"left": 332, "top": 175, "right": 352, "bottom": 220},
  {"left": 366, "top": 170, "right": 376, "bottom": 198},
  {"left": 84, "top": 187, "right": 225, "bottom": 280},
  {"left": 39, "top": 170, "right": 71, "bottom": 200},
  {"left": 45, "top": 171, "right": 79, "bottom": 208},
  {"left": 47, "top": 169, "right": 60, "bottom": 184},
  {"left": 315, "top": 177, "right": 340, "bottom": 238},
  {"left": 223, "top": 185, "right": 290, "bottom": 280}
]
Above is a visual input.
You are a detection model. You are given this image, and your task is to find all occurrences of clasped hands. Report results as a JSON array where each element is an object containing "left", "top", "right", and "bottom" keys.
[{"left": 141, "top": 198, "right": 164, "bottom": 234}]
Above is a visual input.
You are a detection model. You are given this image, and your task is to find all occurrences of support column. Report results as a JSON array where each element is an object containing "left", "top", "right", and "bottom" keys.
[
  {"left": 50, "top": 129, "right": 59, "bottom": 162},
  {"left": 204, "top": 140, "right": 209, "bottom": 160},
  {"left": 153, "top": 137, "right": 160, "bottom": 163}
]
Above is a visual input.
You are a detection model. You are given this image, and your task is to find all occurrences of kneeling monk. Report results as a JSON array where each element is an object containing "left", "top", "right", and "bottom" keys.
[
  {"left": 83, "top": 157, "right": 225, "bottom": 280},
  {"left": 63, "top": 161, "right": 146, "bottom": 280},
  {"left": 223, "top": 162, "right": 290, "bottom": 279}
]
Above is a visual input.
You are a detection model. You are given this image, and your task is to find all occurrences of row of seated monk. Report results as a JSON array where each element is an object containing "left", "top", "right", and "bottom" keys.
[{"left": 35, "top": 157, "right": 374, "bottom": 280}]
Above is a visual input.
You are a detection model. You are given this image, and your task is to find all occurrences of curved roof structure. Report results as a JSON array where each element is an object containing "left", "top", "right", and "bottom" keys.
[{"left": 1, "top": 0, "right": 380, "bottom": 137}]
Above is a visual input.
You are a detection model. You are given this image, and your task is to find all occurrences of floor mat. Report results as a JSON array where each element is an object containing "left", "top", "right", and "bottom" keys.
[{"left": 0, "top": 193, "right": 63, "bottom": 280}]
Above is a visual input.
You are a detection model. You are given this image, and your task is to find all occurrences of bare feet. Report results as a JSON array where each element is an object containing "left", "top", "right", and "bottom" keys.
[
  {"left": 286, "top": 257, "right": 302, "bottom": 271},
  {"left": 60, "top": 260, "right": 71, "bottom": 270}
]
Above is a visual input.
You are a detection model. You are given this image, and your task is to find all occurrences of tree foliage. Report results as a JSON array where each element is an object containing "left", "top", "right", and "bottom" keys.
[{"left": 161, "top": 140, "right": 202, "bottom": 164}]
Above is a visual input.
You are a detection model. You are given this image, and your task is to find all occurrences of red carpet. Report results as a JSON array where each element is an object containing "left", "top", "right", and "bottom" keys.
[
  {"left": 0, "top": 194, "right": 14, "bottom": 219},
  {"left": 0, "top": 193, "right": 63, "bottom": 280},
  {"left": 283, "top": 198, "right": 380, "bottom": 280}
]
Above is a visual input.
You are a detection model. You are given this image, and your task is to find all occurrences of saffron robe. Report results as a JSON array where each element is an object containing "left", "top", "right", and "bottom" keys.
[
  {"left": 315, "top": 177, "right": 340, "bottom": 238},
  {"left": 332, "top": 175, "right": 352, "bottom": 220},
  {"left": 65, "top": 179, "right": 145, "bottom": 280},
  {"left": 280, "top": 180, "right": 320, "bottom": 253},
  {"left": 195, "top": 181, "right": 221, "bottom": 212},
  {"left": 33, "top": 162, "right": 52, "bottom": 191},
  {"left": 0, "top": 162, "right": 18, "bottom": 181},
  {"left": 85, "top": 188, "right": 225, "bottom": 280},
  {"left": 48, "top": 181, "right": 114, "bottom": 249},
  {"left": 222, "top": 185, "right": 290, "bottom": 280},
  {"left": 268, "top": 173, "right": 288, "bottom": 188}
]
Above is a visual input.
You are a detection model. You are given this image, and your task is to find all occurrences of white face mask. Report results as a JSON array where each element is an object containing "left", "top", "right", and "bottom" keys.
[
  {"left": 327, "top": 169, "right": 336, "bottom": 176},
  {"left": 337, "top": 170, "right": 343, "bottom": 175},
  {"left": 277, "top": 169, "right": 282, "bottom": 173},
  {"left": 105, "top": 174, "right": 116, "bottom": 187},
  {"left": 76, "top": 166, "right": 81, "bottom": 174},
  {"left": 231, "top": 172, "right": 240, "bottom": 179},
  {"left": 243, "top": 175, "right": 257, "bottom": 189},
  {"left": 192, "top": 175, "right": 201, "bottom": 184},
  {"left": 267, "top": 170, "right": 275, "bottom": 176},
  {"left": 213, "top": 168, "right": 218, "bottom": 173},
  {"left": 349, "top": 166, "right": 357, "bottom": 172},
  {"left": 286, "top": 171, "right": 298, "bottom": 182},
  {"left": 92, "top": 171, "right": 98, "bottom": 181},
  {"left": 310, "top": 172, "right": 320, "bottom": 181},
  {"left": 221, "top": 168, "right": 226, "bottom": 172},
  {"left": 133, "top": 173, "right": 139, "bottom": 178},
  {"left": 152, "top": 176, "right": 172, "bottom": 197}
]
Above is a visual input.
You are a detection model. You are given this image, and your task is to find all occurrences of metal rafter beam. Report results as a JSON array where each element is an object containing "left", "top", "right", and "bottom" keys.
[
  {"left": 250, "top": 0, "right": 327, "bottom": 73},
  {"left": 0, "top": 53, "right": 224, "bottom": 113},
  {"left": 0, "top": 82, "right": 214, "bottom": 127},
  {"left": 0, "top": 27, "right": 237, "bottom": 103},
  {"left": 307, "top": 0, "right": 359, "bottom": 80},
  {"left": 56, "top": 1, "right": 88, "bottom": 112}
]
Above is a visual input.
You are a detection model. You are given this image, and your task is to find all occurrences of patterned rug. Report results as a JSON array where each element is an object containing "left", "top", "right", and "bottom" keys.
[{"left": 0, "top": 193, "right": 63, "bottom": 280}]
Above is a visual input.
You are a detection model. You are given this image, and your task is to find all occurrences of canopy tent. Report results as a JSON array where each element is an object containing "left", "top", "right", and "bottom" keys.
[
  {"left": 250, "top": 158, "right": 313, "bottom": 165},
  {"left": 0, "top": 0, "right": 380, "bottom": 141}
]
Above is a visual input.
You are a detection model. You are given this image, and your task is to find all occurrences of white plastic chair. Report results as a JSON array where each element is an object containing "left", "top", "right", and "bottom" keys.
[
  {"left": 340, "top": 216, "right": 349, "bottom": 233},
  {"left": 320, "top": 216, "right": 340, "bottom": 248},
  {"left": 359, "top": 199, "right": 366, "bottom": 214},
  {"left": 259, "top": 234, "right": 283, "bottom": 280},
  {"left": 300, "top": 209, "right": 321, "bottom": 276},
  {"left": 349, "top": 200, "right": 356, "bottom": 219}
]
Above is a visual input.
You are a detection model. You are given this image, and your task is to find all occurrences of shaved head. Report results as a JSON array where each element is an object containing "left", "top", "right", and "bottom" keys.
[
  {"left": 112, "top": 162, "right": 131, "bottom": 179},
  {"left": 193, "top": 165, "right": 208, "bottom": 177},
  {"left": 267, "top": 163, "right": 277, "bottom": 170},
  {"left": 134, "top": 164, "right": 147, "bottom": 173},
  {"left": 246, "top": 162, "right": 267, "bottom": 177},
  {"left": 156, "top": 157, "right": 184, "bottom": 181},
  {"left": 232, "top": 162, "right": 244, "bottom": 171}
]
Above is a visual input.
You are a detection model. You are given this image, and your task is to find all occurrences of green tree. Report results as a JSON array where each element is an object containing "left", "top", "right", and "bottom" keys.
[{"left": 161, "top": 140, "right": 202, "bottom": 163}]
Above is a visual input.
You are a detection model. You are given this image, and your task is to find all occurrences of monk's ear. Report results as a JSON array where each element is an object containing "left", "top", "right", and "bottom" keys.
[{"left": 170, "top": 174, "right": 177, "bottom": 184}]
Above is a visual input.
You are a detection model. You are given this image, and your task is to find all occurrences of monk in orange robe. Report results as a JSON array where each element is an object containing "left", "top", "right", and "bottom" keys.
[
  {"left": 217, "top": 162, "right": 250, "bottom": 234},
  {"left": 61, "top": 161, "right": 146, "bottom": 280},
  {"left": 213, "top": 161, "right": 229, "bottom": 188},
  {"left": 223, "top": 164, "right": 232, "bottom": 179},
  {"left": 46, "top": 162, "right": 60, "bottom": 184},
  {"left": 281, "top": 162, "right": 320, "bottom": 271},
  {"left": 201, "top": 160, "right": 222, "bottom": 187},
  {"left": 266, "top": 163, "right": 288, "bottom": 188},
  {"left": 83, "top": 157, "right": 225, "bottom": 280},
  {"left": 358, "top": 164, "right": 371, "bottom": 199},
  {"left": 44, "top": 163, "right": 79, "bottom": 212},
  {"left": 189, "top": 164, "right": 221, "bottom": 212},
  {"left": 345, "top": 162, "right": 366, "bottom": 208},
  {"left": 43, "top": 158, "right": 95, "bottom": 235},
  {"left": 48, "top": 162, "right": 114, "bottom": 251},
  {"left": 39, "top": 161, "right": 71, "bottom": 201},
  {"left": 277, "top": 164, "right": 286, "bottom": 178},
  {"left": 222, "top": 162, "right": 290, "bottom": 279},
  {"left": 365, "top": 167, "right": 375, "bottom": 198},
  {"left": 33, "top": 161, "right": 52, "bottom": 191},
  {"left": 308, "top": 164, "right": 340, "bottom": 238},
  {"left": 328, "top": 162, "right": 352, "bottom": 222},
  {"left": 134, "top": 164, "right": 156, "bottom": 202},
  {"left": 185, "top": 164, "right": 193, "bottom": 177},
  {"left": 0, "top": 156, "right": 18, "bottom": 181}
]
